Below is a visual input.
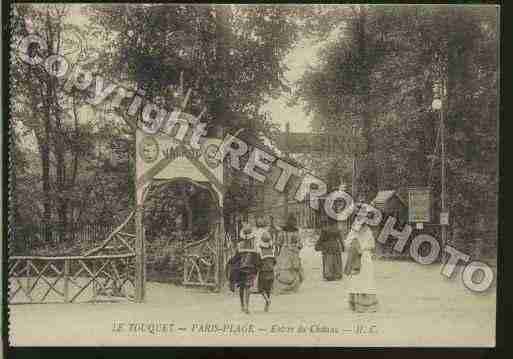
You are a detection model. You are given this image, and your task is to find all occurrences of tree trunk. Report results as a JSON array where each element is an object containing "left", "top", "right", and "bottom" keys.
[
  {"left": 208, "top": 5, "right": 231, "bottom": 134},
  {"left": 39, "top": 83, "right": 53, "bottom": 242},
  {"left": 41, "top": 140, "right": 52, "bottom": 242},
  {"left": 356, "top": 7, "right": 378, "bottom": 200}
]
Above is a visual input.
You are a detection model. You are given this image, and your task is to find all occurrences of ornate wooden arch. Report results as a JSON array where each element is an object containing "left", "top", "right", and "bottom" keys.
[{"left": 134, "top": 132, "right": 226, "bottom": 300}]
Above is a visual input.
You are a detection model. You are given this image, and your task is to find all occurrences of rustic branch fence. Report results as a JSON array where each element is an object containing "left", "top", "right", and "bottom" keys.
[{"left": 9, "top": 212, "right": 137, "bottom": 304}]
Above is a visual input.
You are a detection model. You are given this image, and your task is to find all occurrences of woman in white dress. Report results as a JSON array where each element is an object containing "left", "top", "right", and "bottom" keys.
[{"left": 343, "top": 218, "right": 378, "bottom": 313}]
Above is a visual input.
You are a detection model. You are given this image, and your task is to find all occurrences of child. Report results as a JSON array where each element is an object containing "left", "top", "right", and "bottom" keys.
[
  {"left": 236, "top": 224, "right": 258, "bottom": 314},
  {"left": 257, "top": 231, "right": 276, "bottom": 312}
]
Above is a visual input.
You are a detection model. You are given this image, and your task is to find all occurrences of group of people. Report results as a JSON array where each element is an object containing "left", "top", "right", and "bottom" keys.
[
  {"left": 227, "top": 207, "right": 378, "bottom": 314},
  {"left": 315, "top": 211, "right": 378, "bottom": 313},
  {"left": 227, "top": 214, "right": 304, "bottom": 314}
]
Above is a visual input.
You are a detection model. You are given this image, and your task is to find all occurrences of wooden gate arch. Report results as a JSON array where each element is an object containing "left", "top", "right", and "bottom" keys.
[{"left": 135, "top": 124, "right": 228, "bottom": 301}]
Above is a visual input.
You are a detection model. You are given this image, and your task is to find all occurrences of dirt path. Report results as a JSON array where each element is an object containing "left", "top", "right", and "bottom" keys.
[{"left": 9, "top": 241, "right": 495, "bottom": 346}]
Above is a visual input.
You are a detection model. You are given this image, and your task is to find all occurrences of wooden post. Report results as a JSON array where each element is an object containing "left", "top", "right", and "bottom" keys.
[
  {"left": 183, "top": 250, "right": 187, "bottom": 285},
  {"left": 26, "top": 260, "right": 32, "bottom": 302},
  {"left": 284, "top": 122, "right": 291, "bottom": 223},
  {"left": 217, "top": 219, "right": 225, "bottom": 291},
  {"left": 63, "top": 259, "right": 70, "bottom": 303},
  {"left": 92, "top": 260, "right": 98, "bottom": 301},
  {"left": 135, "top": 205, "right": 145, "bottom": 302},
  {"left": 213, "top": 221, "right": 220, "bottom": 292}
]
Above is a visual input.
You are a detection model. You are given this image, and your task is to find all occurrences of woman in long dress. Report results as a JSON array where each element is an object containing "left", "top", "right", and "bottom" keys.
[
  {"left": 315, "top": 219, "right": 344, "bottom": 281},
  {"left": 343, "top": 219, "right": 378, "bottom": 312},
  {"left": 274, "top": 214, "right": 304, "bottom": 293}
]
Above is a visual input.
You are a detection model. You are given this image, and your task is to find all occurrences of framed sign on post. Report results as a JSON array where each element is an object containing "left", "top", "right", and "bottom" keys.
[
  {"left": 408, "top": 187, "right": 431, "bottom": 224},
  {"left": 440, "top": 212, "right": 449, "bottom": 225}
]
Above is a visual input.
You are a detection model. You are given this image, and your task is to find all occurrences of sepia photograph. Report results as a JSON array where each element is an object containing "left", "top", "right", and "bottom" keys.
[{"left": 7, "top": 3, "right": 499, "bottom": 347}]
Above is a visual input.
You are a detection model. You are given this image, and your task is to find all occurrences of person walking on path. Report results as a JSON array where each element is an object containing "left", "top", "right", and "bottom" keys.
[
  {"left": 315, "top": 218, "right": 344, "bottom": 281},
  {"left": 233, "top": 222, "right": 259, "bottom": 314},
  {"left": 274, "top": 214, "right": 304, "bottom": 293},
  {"left": 343, "top": 212, "right": 378, "bottom": 313},
  {"left": 257, "top": 230, "right": 276, "bottom": 312}
]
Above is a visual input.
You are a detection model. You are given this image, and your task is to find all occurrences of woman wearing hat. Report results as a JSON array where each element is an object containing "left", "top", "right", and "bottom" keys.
[
  {"left": 343, "top": 206, "right": 378, "bottom": 312},
  {"left": 274, "top": 214, "right": 304, "bottom": 293},
  {"left": 235, "top": 223, "right": 259, "bottom": 314},
  {"left": 257, "top": 230, "right": 276, "bottom": 312},
  {"left": 315, "top": 216, "right": 344, "bottom": 281}
]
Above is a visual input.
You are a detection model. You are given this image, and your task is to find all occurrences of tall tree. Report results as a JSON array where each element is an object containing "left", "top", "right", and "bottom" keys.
[
  {"left": 12, "top": 4, "right": 133, "bottom": 246},
  {"left": 87, "top": 4, "right": 314, "bottom": 215},
  {"left": 296, "top": 5, "right": 498, "bottom": 248},
  {"left": 12, "top": 5, "right": 80, "bottom": 241}
]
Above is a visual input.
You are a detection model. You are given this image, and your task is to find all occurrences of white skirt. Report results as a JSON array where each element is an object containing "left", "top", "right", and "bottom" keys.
[{"left": 346, "top": 250, "right": 376, "bottom": 294}]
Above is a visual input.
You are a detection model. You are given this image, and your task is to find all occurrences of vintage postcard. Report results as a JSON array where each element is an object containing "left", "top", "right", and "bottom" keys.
[{"left": 7, "top": 3, "right": 498, "bottom": 347}]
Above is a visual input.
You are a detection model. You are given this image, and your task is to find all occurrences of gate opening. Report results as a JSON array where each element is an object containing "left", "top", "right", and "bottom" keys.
[{"left": 143, "top": 179, "right": 221, "bottom": 285}]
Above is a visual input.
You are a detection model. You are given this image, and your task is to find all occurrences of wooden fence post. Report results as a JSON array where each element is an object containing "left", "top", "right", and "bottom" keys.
[
  {"left": 216, "top": 220, "right": 224, "bottom": 292},
  {"left": 92, "top": 260, "right": 98, "bottom": 301},
  {"left": 64, "top": 259, "right": 70, "bottom": 303},
  {"left": 26, "top": 260, "right": 32, "bottom": 302},
  {"left": 135, "top": 205, "right": 145, "bottom": 302}
]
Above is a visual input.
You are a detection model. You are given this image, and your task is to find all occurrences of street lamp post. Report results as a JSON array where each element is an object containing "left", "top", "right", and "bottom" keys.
[
  {"left": 432, "top": 79, "right": 447, "bottom": 262},
  {"left": 351, "top": 122, "right": 358, "bottom": 201},
  {"left": 440, "top": 79, "right": 448, "bottom": 262}
]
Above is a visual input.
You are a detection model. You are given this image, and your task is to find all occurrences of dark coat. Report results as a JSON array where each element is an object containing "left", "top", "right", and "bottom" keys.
[
  {"left": 315, "top": 228, "right": 343, "bottom": 254},
  {"left": 259, "top": 256, "right": 276, "bottom": 272},
  {"left": 281, "top": 224, "right": 298, "bottom": 232},
  {"left": 227, "top": 251, "right": 258, "bottom": 292}
]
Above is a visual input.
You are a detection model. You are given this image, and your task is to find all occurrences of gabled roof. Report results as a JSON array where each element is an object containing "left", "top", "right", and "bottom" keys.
[{"left": 241, "top": 132, "right": 303, "bottom": 169}]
